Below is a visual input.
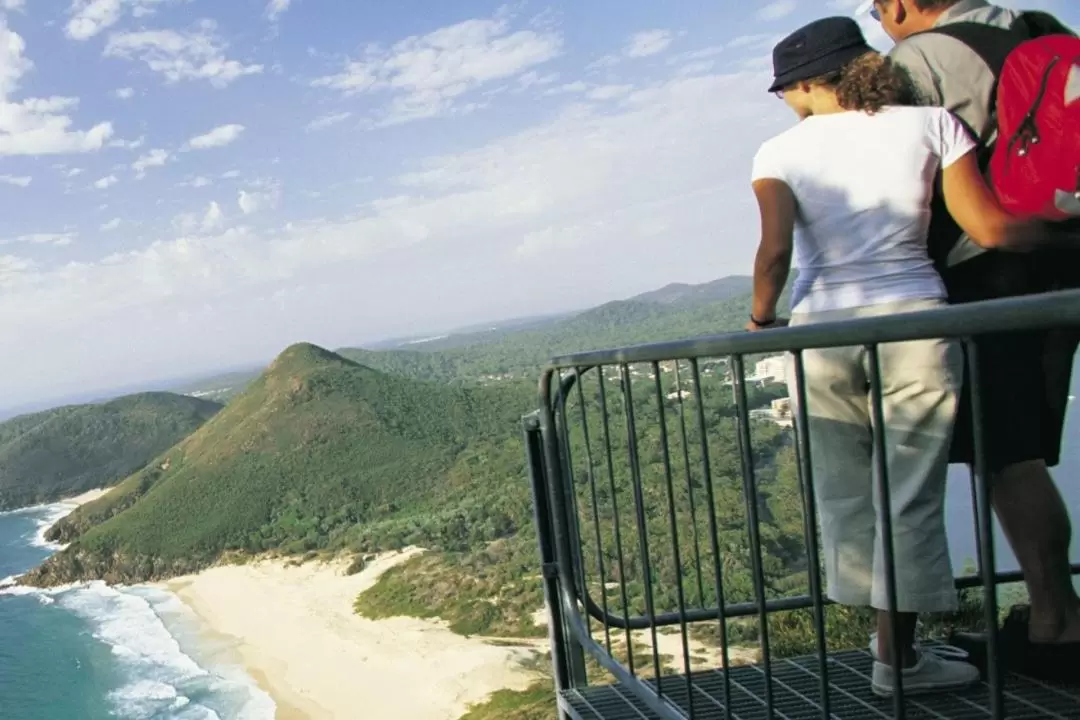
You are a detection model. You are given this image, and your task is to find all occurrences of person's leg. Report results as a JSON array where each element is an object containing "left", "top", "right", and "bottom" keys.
[
  {"left": 785, "top": 315, "right": 876, "bottom": 610},
  {"left": 993, "top": 460, "right": 1080, "bottom": 643},
  {"left": 944, "top": 253, "right": 1080, "bottom": 681},
  {"left": 866, "top": 305, "right": 974, "bottom": 694}
]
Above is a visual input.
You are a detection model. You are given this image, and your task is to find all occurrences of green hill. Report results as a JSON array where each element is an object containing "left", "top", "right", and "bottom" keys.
[
  {"left": 175, "top": 276, "right": 769, "bottom": 398},
  {"left": 26, "top": 343, "right": 536, "bottom": 586},
  {"left": 0, "top": 392, "right": 221, "bottom": 510}
]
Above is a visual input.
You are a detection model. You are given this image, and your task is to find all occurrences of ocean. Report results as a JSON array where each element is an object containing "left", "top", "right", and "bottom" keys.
[{"left": 0, "top": 501, "right": 275, "bottom": 720}]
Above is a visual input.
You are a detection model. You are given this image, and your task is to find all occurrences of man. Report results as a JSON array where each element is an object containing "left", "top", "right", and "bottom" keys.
[{"left": 866, "top": 0, "right": 1080, "bottom": 683}]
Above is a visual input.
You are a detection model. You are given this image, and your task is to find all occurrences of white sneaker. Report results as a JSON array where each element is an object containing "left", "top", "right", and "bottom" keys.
[
  {"left": 867, "top": 634, "right": 979, "bottom": 697},
  {"left": 866, "top": 632, "right": 971, "bottom": 663},
  {"left": 871, "top": 650, "right": 981, "bottom": 696}
]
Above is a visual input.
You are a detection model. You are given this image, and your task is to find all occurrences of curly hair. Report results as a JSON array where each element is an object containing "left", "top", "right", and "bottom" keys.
[{"left": 806, "top": 52, "right": 918, "bottom": 114}]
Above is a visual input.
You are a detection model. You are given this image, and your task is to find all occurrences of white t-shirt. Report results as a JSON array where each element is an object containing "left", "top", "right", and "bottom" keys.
[{"left": 751, "top": 106, "right": 976, "bottom": 314}]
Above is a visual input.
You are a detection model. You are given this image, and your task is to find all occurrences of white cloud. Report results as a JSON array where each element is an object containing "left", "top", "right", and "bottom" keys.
[
  {"left": 220, "top": 169, "right": 241, "bottom": 179},
  {"left": 113, "top": 87, "right": 135, "bottom": 99},
  {"left": 100, "top": 217, "right": 122, "bottom": 231},
  {"left": 66, "top": 0, "right": 174, "bottom": 41},
  {"left": 93, "top": 174, "right": 118, "bottom": 189},
  {"left": 0, "top": 20, "right": 114, "bottom": 156},
  {"left": 179, "top": 175, "right": 212, "bottom": 188},
  {"left": 132, "top": 147, "right": 169, "bottom": 176},
  {"left": 586, "top": 84, "right": 634, "bottom": 101},
  {"left": 266, "top": 0, "right": 291, "bottom": 21},
  {"left": 109, "top": 135, "right": 145, "bottom": 150},
  {"left": 516, "top": 70, "right": 559, "bottom": 89},
  {"left": 1, "top": 0, "right": 25, "bottom": 11},
  {"left": 544, "top": 80, "right": 587, "bottom": 95},
  {"left": 186, "top": 124, "right": 245, "bottom": 149},
  {"left": 305, "top": 111, "right": 351, "bottom": 132},
  {"left": 0, "top": 174, "right": 31, "bottom": 187},
  {"left": 237, "top": 185, "right": 280, "bottom": 215},
  {"left": 0, "top": 232, "right": 75, "bottom": 246},
  {"left": 626, "top": 29, "right": 673, "bottom": 58},
  {"left": 757, "top": 1, "right": 798, "bottom": 21},
  {"left": 202, "top": 201, "right": 223, "bottom": 231},
  {"left": 104, "top": 22, "right": 264, "bottom": 88},
  {"left": 66, "top": 168, "right": 84, "bottom": 177},
  {"left": 312, "top": 11, "right": 561, "bottom": 125}
]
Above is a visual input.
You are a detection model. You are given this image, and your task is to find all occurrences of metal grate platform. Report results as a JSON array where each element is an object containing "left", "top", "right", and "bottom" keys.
[{"left": 560, "top": 648, "right": 1080, "bottom": 720}]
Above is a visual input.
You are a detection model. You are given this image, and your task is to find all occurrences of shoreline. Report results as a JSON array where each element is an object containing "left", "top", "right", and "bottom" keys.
[{"left": 159, "top": 548, "right": 542, "bottom": 720}]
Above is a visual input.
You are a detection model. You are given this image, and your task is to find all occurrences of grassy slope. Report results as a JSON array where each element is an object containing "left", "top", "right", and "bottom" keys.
[{"left": 0, "top": 392, "right": 221, "bottom": 510}]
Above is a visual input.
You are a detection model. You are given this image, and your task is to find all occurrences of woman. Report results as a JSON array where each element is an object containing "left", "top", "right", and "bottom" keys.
[{"left": 747, "top": 17, "right": 1046, "bottom": 697}]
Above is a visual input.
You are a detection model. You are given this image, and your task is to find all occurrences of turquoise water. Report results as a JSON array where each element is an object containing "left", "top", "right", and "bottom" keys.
[{"left": 0, "top": 503, "right": 275, "bottom": 720}]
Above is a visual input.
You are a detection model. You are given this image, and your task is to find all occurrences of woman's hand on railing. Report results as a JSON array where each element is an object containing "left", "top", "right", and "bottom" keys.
[{"left": 745, "top": 317, "right": 790, "bottom": 332}]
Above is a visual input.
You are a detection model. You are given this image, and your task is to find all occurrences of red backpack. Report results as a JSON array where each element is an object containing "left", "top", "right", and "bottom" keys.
[{"left": 929, "top": 12, "right": 1080, "bottom": 220}]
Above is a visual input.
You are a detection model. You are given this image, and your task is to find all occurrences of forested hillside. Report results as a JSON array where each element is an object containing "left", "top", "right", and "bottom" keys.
[
  {"left": 27, "top": 344, "right": 537, "bottom": 585},
  {"left": 0, "top": 392, "right": 221, "bottom": 510}
]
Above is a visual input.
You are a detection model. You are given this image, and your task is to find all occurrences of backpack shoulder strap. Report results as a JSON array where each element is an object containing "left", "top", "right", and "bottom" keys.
[
  {"left": 917, "top": 21, "right": 1023, "bottom": 78},
  {"left": 1016, "top": 11, "right": 1078, "bottom": 40}
]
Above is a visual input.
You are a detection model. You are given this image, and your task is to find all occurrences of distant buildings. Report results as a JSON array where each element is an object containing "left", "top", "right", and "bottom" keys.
[
  {"left": 747, "top": 355, "right": 788, "bottom": 385},
  {"left": 750, "top": 397, "right": 793, "bottom": 428}
]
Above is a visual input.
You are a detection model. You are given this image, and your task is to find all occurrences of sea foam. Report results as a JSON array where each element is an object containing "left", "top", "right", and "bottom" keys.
[
  {"left": 59, "top": 583, "right": 276, "bottom": 719},
  {"left": 2, "top": 500, "right": 275, "bottom": 720}
]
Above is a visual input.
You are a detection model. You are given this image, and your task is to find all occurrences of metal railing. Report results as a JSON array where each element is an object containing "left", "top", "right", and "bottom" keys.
[{"left": 523, "top": 289, "right": 1080, "bottom": 720}]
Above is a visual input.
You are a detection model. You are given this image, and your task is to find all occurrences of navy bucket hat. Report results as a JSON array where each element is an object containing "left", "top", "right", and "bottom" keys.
[{"left": 768, "top": 16, "right": 874, "bottom": 93}]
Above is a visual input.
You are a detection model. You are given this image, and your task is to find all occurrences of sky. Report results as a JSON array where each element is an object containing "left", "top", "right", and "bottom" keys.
[{"left": 0, "top": 0, "right": 1076, "bottom": 408}]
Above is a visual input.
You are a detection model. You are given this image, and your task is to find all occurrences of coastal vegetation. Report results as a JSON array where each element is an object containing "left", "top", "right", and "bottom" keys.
[{"left": 0, "top": 392, "right": 220, "bottom": 510}]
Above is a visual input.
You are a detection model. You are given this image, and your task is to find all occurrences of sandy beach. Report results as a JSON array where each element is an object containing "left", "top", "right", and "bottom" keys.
[
  {"left": 162, "top": 548, "right": 542, "bottom": 720},
  {"left": 63, "top": 488, "right": 110, "bottom": 507}
]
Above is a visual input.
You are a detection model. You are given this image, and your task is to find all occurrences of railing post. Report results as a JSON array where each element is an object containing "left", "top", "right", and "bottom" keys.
[
  {"left": 524, "top": 412, "right": 575, "bottom": 703},
  {"left": 533, "top": 393, "right": 590, "bottom": 688}
]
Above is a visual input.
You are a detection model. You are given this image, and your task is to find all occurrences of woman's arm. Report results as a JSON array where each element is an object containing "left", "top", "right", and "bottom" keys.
[
  {"left": 941, "top": 150, "right": 1049, "bottom": 251},
  {"left": 749, "top": 178, "right": 796, "bottom": 327}
]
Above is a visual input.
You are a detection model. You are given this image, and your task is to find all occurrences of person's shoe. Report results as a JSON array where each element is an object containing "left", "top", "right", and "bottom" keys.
[
  {"left": 871, "top": 648, "right": 981, "bottom": 697},
  {"left": 949, "top": 605, "right": 1080, "bottom": 685}
]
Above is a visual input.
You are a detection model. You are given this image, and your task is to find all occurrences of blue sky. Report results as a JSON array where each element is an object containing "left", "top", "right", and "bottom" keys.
[{"left": 0, "top": 0, "right": 1076, "bottom": 407}]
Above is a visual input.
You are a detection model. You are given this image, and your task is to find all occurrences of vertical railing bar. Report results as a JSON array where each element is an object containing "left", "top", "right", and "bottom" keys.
[
  {"left": 523, "top": 413, "right": 573, "bottom": 698},
  {"left": 791, "top": 351, "right": 832, "bottom": 720},
  {"left": 968, "top": 466, "right": 987, "bottom": 582},
  {"left": 557, "top": 368, "right": 593, "bottom": 644},
  {"left": 598, "top": 366, "right": 637, "bottom": 676},
  {"left": 652, "top": 360, "right": 696, "bottom": 717},
  {"left": 621, "top": 363, "right": 664, "bottom": 696},
  {"left": 866, "top": 344, "right": 906, "bottom": 720},
  {"left": 691, "top": 358, "right": 734, "bottom": 719},
  {"left": 966, "top": 337, "right": 1003, "bottom": 720},
  {"left": 674, "top": 360, "right": 708, "bottom": 608},
  {"left": 730, "top": 353, "right": 775, "bottom": 720},
  {"left": 576, "top": 365, "right": 614, "bottom": 659},
  {"left": 539, "top": 370, "right": 589, "bottom": 689}
]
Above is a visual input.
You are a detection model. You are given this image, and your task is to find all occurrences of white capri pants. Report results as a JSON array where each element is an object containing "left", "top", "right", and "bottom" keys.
[{"left": 786, "top": 298, "right": 963, "bottom": 613}]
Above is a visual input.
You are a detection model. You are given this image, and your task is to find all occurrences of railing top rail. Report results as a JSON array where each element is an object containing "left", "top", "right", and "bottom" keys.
[{"left": 546, "top": 289, "right": 1080, "bottom": 370}]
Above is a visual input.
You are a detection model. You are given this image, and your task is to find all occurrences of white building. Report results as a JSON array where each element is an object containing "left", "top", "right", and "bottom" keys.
[{"left": 747, "top": 355, "right": 787, "bottom": 385}]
